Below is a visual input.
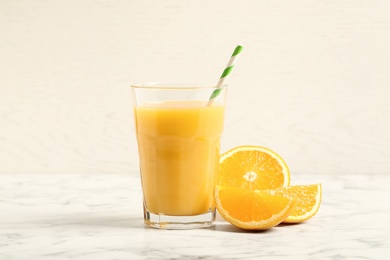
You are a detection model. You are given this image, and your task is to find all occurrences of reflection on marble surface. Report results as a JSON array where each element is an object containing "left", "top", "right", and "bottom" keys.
[{"left": 1, "top": 173, "right": 389, "bottom": 259}]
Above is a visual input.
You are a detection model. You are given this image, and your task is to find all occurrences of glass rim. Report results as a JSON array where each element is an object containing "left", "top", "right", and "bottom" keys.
[{"left": 130, "top": 82, "right": 227, "bottom": 90}]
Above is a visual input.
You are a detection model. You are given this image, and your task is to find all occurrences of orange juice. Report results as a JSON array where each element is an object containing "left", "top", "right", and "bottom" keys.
[{"left": 134, "top": 100, "right": 225, "bottom": 216}]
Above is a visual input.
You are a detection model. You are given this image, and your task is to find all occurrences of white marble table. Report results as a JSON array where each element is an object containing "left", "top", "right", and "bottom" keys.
[{"left": 1, "top": 173, "right": 389, "bottom": 259}]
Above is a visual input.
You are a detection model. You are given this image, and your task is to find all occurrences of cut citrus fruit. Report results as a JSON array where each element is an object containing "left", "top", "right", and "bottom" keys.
[
  {"left": 218, "top": 145, "right": 290, "bottom": 190},
  {"left": 267, "top": 184, "right": 322, "bottom": 223},
  {"left": 214, "top": 185, "right": 295, "bottom": 230}
]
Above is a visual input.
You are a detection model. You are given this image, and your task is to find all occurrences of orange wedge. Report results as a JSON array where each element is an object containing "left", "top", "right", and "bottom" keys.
[
  {"left": 215, "top": 145, "right": 321, "bottom": 229},
  {"left": 218, "top": 145, "right": 290, "bottom": 190},
  {"left": 215, "top": 185, "right": 295, "bottom": 230},
  {"left": 267, "top": 184, "right": 322, "bottom": 223}
]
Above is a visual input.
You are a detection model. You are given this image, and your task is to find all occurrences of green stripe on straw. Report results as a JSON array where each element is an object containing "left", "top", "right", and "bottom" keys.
[
  {"left": 208, "top": 45, "right": 243, "bottom": 105},
  {"left": 209, "top": 88, "right": 222, "bottom": 100},
  {"left": 232, "top": 45, "right": 244, "bottom": 56},
  {"left": 220, "top": 66, "right": 234, "bottom": 78}
]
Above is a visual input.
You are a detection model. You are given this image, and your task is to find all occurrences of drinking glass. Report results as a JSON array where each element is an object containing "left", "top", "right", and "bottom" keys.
[{"left": 131, "top": 83, "right": 227, "bottom": 229}]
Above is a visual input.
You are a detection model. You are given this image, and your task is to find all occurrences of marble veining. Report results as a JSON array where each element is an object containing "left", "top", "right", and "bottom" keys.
[{"left": 1, "top": 173, "right": 389, "bottom": 259}]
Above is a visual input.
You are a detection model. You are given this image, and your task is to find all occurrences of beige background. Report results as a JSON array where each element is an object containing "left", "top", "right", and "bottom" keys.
[{"left": 1, "top": 0, "right": 389, "bottom": 175}]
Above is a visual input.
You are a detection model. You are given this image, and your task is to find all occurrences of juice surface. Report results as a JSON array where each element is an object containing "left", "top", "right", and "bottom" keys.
[{"left": 135, "top": 100, "right": 225, "bottom": 216}]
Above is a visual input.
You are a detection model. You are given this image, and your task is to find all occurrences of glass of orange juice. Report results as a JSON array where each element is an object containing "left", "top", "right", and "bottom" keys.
[{"left": 131, "top": 83, "right": 227, "bottom": 229}]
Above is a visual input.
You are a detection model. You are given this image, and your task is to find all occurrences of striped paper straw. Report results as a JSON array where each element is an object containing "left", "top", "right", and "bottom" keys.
[{"left": 208, "top": 45, "right": 243, "bottom": 105}]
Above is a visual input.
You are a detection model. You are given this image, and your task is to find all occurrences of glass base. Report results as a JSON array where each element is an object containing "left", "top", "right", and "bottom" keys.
[{"left": 143, "top": 206, "right": 216, "bottom": 229}]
